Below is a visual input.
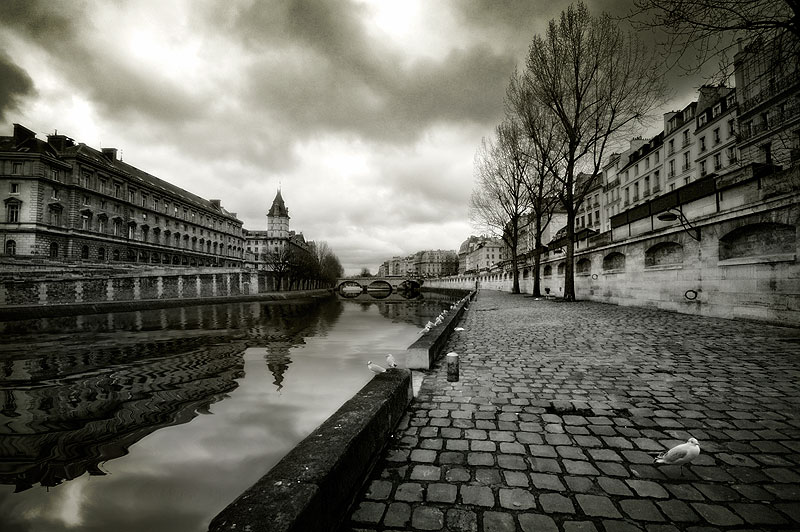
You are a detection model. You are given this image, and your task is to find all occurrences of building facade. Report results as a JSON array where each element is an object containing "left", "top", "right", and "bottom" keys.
[
  {"left": 1, "top": 124, "right": 245, "bottom": 266},
  {"left": 245, "top": 190, "right": 311, "bottom": 271}
]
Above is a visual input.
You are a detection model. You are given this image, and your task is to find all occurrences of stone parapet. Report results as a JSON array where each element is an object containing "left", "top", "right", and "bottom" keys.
[{"left": 208, "top": 368, "right": 413, "bottom": 532}]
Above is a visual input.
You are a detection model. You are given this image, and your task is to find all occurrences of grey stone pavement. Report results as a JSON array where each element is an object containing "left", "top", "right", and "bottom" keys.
[{"left": 343, "top": 290, "right": 800, "bottom": 532}]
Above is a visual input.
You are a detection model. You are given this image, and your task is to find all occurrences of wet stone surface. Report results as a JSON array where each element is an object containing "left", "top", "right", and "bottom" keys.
[{"left": 344, "top": 290, "right": 800, "bottom": 531}]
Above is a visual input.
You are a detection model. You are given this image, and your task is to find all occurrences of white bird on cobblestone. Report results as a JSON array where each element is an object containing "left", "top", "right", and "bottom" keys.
[
  {"left": 654, "top": 438, "right": 700, "bottom": 475},
  {"left": 367, "top": 361, "right": 387, "bottom": 374},
  {"left": 386, "top": 354, "right": 398, "bottom": 368}
]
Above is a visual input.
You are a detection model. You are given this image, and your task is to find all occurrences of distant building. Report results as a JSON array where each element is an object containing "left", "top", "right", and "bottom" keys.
[
  {"left": 457, "top": 236, "right": 504, "bottom": 273},
  {"left": 413, "top": 249, "right": 458, "bottom": 278},
  {"left": 0, "top": 124, "right": 245, "bottom": 266},
  {"left": 245, "top": 189, "right": 311, "bottom": 270}
]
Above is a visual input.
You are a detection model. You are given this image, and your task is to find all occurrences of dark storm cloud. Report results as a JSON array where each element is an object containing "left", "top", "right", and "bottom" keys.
[
  {"left": 0, "top": 52, "right": 35, "bottom": 121},
  {"left": 0, "top": 0, "right": 202, "bottom": 123},
  {"left": 212, "top": 0, "right": 516, "bottom": 142}
]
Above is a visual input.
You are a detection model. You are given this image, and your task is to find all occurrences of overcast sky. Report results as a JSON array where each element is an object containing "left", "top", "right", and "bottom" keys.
[{"left": 0, "top": 0, "right": 712, "bottom": 275}]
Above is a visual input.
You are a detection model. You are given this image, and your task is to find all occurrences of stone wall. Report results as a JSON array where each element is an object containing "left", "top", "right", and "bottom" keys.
[
  {"left": 427, "top": 196, "right": 799, "bottom": 326},
  {"left": 0, "top": 268, "right": 296, "bottom": 310}
]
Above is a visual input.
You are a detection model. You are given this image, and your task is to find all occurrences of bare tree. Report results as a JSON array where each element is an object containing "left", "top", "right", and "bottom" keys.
[
  {"left": 506, "top": 70, "right": 563, "bottom": 297},
  {"left": 262, "top": 246, "right": 292, "bottom": 291},
  {"left": 524, "top": 2, "right": 667, "bottom": 301},
  {"left": 469, "top": 119, "right": 532, "bottom": 294},
  {"left": 630, "top": 0, "right": 799, "bottom": 73}
]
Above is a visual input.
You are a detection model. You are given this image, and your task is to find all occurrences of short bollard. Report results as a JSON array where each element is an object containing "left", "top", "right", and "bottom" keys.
[{"left": 446, "top": 352, "right": 459, "bottom": 382}]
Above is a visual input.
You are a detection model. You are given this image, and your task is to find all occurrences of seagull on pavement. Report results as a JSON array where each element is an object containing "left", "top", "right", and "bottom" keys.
[
  {"left": 654, "top": 438, "right": 700, "bottom": 475},
  {"left": 367, "top": 361, "right": 387, "bottom": 374},
  {"left": 386, "top": 354, "right": 398, "bottom": 368}
]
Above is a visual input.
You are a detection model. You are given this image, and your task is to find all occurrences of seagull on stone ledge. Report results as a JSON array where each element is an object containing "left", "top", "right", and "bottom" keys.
[
  {"left": 654, "top": 437, "right": 700, "bottom": 475},
  {"left": 386, "top": 354, "right": 398, "bottom": 368},
  {"left": 367, "top": 361, "right": 387, "bottom": 374}
]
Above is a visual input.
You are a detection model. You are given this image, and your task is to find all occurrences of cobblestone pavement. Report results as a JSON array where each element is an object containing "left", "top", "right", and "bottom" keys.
[{"left": 343, "top": 290, "right": 800, "bottom": 532}]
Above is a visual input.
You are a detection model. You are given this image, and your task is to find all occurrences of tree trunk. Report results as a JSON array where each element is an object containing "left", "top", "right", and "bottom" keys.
[
  {"left": 532, "top": 215, "right": 544, "bottom": 297},
  {"left": 511, "top": 248, "right": 520, "bottom": 294},
  {"left": 564, "top": 214, "right": 576, "bottom": 301}
]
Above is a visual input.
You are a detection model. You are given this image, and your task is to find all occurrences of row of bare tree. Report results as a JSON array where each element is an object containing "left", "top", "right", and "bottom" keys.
[
  {"left": 470, "top": 0, "right": 797, "bottom": 301},
  {"left": 260, "top": 241, "right": 343, "bottom": 291}
]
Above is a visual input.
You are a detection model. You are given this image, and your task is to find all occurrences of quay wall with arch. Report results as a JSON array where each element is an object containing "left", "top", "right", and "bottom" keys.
[{"left": 426, "top": 195, "right": 800, "bottom": 326}]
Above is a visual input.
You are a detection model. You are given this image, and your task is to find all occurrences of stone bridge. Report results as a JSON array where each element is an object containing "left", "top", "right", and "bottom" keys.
[{"left": 335, "top": 276, "right": 423, "bottom": 295}]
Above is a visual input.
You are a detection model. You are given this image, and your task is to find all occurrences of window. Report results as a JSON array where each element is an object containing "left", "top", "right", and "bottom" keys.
[
  {"left": 645, "top": 156, "right": 650, "bottom": 169},
  {"left": 655, "top": 151, "right": 660, "bottom": 163},
  {"left": 128, "top": 224, "right": 136, "bottom": 240},
  {"left": 81, "top": 173, "right": 91, "bottom": 188},
  {"left": 49, "top": 242, "right": 59, "bottom": 258},
  {"left": 10, "top": 183, "right": 19, "bottom": 194},
  {"left": 653, "top": 170, "right": 660, "bottom": 191},
  {"left": 82, "top": 195, "right": 91, "bottom": 206},
  {"left": 713, "top": 128, "right": 721, "bottom": 144},
  {"left": 682, "top": 152, "right": 690, "bottom": 171},
  {"left": 98, "top": 218, "right": 107, "bottom": 233},
  {"left": 624, "top": 187, "right": 630, "bottom": 204},
  {"left": 6, "top": 202, "right": 20, "bottom": 222},
  {"left": 700, "top": 160, "right": 707, "bottom": 176},
  {"left": 644, "top": 176, "right": 650, "bottom": 195},
  {"left": 668, "top": 139, "right": 674, "bottom": 155},
  {"left": 728, "top": 146, "right": 738, "bottom": 163},
  {"left": 668, "top": 160, "right": 675, "bottom": 177},
  {"left": 682, "top": 130, "right": 689, "bottom": 146},
  {"left": 698, "top": 114, "right": 707, "bottom": 127},
  {"left": 712, "top": 103, "right": 722, "bottom": 117},
  {"left": 49, "top": 207, "right": 61, "bottom": 225},
  {"left": 113, "top": 219, "right": 122, "bottom": 236},
  {"left": 633, "top": 183, "right": 639, "bottom": 201},
  {"left": 51, "top": 168, "right": 60, "bottom": 181},
  {"left": 699, "top": 136, "right": 706, "bottom": 152},
  {"left": 153, "top": 198, "right": 158, "bottom": 211},
  {"left": 728, "top": 119, "right": 736, "bottom": 137},
  {"left": 141, "top": 194, "right": 147, "bottom": 207},
  {"left": 81, "top": 215, "right": 90, "bottom": 230},
  {"left": 129, "top": 190, "right": 136, "bottom": 203},
  {"left": 714, "top": 153, "right": 722, "bottom": 170},
  {"left": 5, "top": 240, "right": 16, "bottom": 255},
  {"left": 99, "top": 179, "right": 107, "bottom": 194},
  {"left": 98, "top": 247, "right": 106, "bottom": 261},
  {"left": 114, "top": 183, "right": 121, "bottom": 198},
  {"left": 81, "top": 245, "right": 89, "bottom": 259},
  {"left": 52, "top": 187, "right": 60, "bottom": 200},
  {"left": 12, "top": 162, "right": 23, "bottom": 175}
]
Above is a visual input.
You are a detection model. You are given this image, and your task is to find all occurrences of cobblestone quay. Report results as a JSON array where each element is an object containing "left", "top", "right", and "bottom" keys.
[{"left": 344, "top": 290, "right": 800, "bottom": 531}]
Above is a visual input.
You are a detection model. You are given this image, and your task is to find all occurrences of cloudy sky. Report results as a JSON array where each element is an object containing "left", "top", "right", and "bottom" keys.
[{"left": 0, "top": 0, "right": 709, "bottom": 274}]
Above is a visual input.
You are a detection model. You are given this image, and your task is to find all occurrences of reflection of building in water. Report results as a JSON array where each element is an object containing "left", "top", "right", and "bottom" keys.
[
  {"left": 0, "top": 297, "right": 346, "bottom": 491},
  {"left": 0, "top": 339, "right": 246, "bottom": 492},
  {"left": 263, "top": 343, "right": 295, "bottom": 391}
]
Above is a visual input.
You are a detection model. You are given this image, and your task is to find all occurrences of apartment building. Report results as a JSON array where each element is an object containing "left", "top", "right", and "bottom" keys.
[{"left": 1, "top": 124, "right": 245, "bottom": 266}]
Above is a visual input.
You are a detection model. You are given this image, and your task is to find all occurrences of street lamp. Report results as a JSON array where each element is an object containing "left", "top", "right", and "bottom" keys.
[{"left": 656, "top": 206, "right": 700, "bottom": 241}]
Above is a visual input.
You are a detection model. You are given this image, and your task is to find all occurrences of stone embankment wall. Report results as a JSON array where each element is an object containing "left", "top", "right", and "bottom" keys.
[
  {"left": 0, "top": 265, "right": 327, "bottom": 318},
  {"left": 427, "top": 192, "right": 799, "bottom": 326}
]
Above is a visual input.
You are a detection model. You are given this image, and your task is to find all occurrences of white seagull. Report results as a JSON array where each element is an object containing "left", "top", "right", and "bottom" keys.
[
  {"left": 386, "top": 354, "right": 398, "bottom": 368},
  {"left": 367, "top": 361, "right": 387, "bottom": 374},
  {"left": 654, "top": 437, "right": 700, "bottom": 475}
]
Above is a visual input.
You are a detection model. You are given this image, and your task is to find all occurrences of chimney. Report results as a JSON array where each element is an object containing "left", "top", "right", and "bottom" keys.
[
  {"left": 101, "top": 148, "right": 118, "bottom": 161},
  {"left": 47, "top": 133, "right": 75, "bottom": 151},
  {"left": 13, "top": 123, "right": 36, "bottom": 146},
  {"left": 210, "top": 199, "right": 221, "bottom": 209}
]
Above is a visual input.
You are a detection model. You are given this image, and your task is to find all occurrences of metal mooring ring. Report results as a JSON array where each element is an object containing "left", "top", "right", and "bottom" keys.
[
  {"left": 684, "top": 289, "right": 698, "bottom": 300},
  {"left": 591, "top": 274, "right": 598, "bottom": 280}
]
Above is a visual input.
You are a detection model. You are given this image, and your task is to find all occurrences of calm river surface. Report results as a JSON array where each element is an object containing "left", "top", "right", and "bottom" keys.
[{"left": 0, "top": 292, "right": 457, "bottom": 532}]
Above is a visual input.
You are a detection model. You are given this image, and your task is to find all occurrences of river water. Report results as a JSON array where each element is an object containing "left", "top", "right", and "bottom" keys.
[{"left": 0, "top": 292, "right": 457, "bottom": 532}]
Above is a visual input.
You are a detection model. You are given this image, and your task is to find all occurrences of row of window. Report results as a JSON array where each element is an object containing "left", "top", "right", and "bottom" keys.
[{"left": 41, "top": 165, "right": 241, "bottom": 235}]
